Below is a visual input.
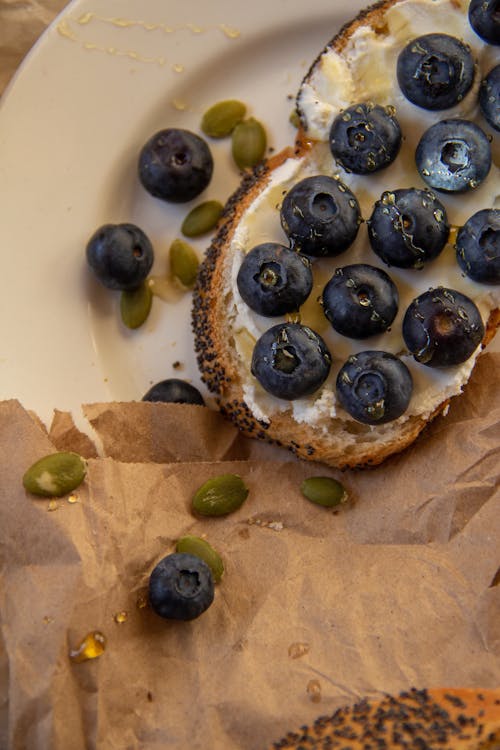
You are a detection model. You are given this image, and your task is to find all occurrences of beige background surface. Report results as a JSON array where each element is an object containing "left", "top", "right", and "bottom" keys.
[{"left": 0, "top": 0, "right": 67, "bottom": 96}]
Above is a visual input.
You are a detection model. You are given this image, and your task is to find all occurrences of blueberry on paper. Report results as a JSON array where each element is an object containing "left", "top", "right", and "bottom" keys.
[
  {"left": 456, "top": 209, "right": 500, "bottom": 284},
  {"left": 251, "top": 323, "right": 331, "bottom": 400},
  {"left": 138, "top": 128, "right": 213, "bottom": 203},
  {"left": 402, "top": 287, "right": 485, "bottom": 367},
  {"left": 367, "top": 188, "right": 450, "bottom": 269},
  {"left": 142, "top": 379, "right": 205, "bottom": 405},
  {"left": 329, "top": 102, "right": 402, "bottom": 174},
  {"left": 415, "top": 119, "right": 491, "bottom": 193},
  {"left": 236, "top": 243, "right": 313, "bottom": 316},
  {"left": 86, "top": 223, "right": 154, "bottom": 290},
  {"left": 280, "top": 175, "right": 361, "bottom": 257},
  {"left": 321, "top": 264, "right": 399, "bottom": 339},
  {"left": 149, "top": 553, "right": 214, "bottom": 621},
  {"left": 397, "top": 33, "right": 475, "bottom": 110},
  {"left": 336, "top": 351, "right": 413, "bottom": 424}
]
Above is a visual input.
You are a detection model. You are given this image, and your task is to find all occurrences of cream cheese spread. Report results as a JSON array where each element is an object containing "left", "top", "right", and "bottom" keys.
[{"left": 227, "top": 0, "right": 500, "bottom": 430}]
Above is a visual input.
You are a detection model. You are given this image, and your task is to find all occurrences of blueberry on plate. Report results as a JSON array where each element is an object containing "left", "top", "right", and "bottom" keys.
[
  {"left": 456, "top": 208, "right": 500, "bottom": 284},
  {"left": 236, "top": 243, "right": 313, "bottom": 316},
  {"left": 280, "top": 175, "right": 361, "bottom": 257},
  {"left": 397, "top": 33, "right": 475, "bottom": 110},
  {"left": 479, "top": 64, "right": 500, "bottom": 132},
  {"left": 367, "top": 188, "right": 450, "bottom": 268},
  {"left": 251, "top": 323, "right": 331, "bottom": 400},
  {"left": 329, "top": 102, "right": 402, "bottom": 174},
  {"left": 142, "top": 379, "right": 205, "bottom": 405},
  {"left": 402, "top": 287, "right": 485, "bottom": 367},
  {"left": 86, "top": 223, "right": 154, "bottom": 290},
  {"left": 415, "top": 119, "right": 491, "bottom": 193},
  {"left": 149, "top": 553, "right": 214, "bottom": 621},
  {"left": 321, "top": 264, "right": 399, "bottom": 339},
  {"left": 138, "top": 128, "right": 213, "bottom": 203},
  {"left": 336, "top": 350, "right": 413, "bottom": 424},
  {"left": 469, "top": 0, "right": 500, "bottom": 45}
]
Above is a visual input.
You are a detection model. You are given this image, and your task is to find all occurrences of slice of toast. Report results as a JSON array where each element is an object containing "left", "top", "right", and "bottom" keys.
[
  {"left": 192, "top": 0, "right": 500, "bottom": 469},
  {"left": 265, "top": 687, "right": 500, "bottom": 749}
]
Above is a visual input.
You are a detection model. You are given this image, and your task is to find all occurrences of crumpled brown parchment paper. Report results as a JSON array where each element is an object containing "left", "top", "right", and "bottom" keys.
[{"left": 0, "top": 352, "right": 499, "bottom": 750}]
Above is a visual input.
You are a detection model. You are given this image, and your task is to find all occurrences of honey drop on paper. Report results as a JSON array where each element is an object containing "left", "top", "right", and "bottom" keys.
[{"left": 69, "top": 631, "right": 107, "bottom": 663}]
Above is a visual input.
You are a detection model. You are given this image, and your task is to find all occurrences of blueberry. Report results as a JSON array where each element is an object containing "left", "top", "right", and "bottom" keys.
[
  {"left": 336, "top": 351, "right": 413, "bottom": 424},
  {"left": 456, "top": 209, "right": 500, "bottom": 284},
  {"left": 415, "top": 119, "right": 491, "bottom": 193},
  {"left": 329, "top": 102, "right": 402, "bottom": 174},
  {"left": 142, "top": 379, "right": 205, "bottom": 405},
  {"left": 236, "top": 243, "right": 313, "bottom": 316},
  {"left": 321, "top": 264, "right": 399, "bottom": 339},
  {"left": 251, "top": 323, "right": 331, "bottom": 400},
  {"left": 367, "top": 188, "right": 450, "bottom": 269},
  {"left": 469, "top": 0, "right": 500, "bottom": 45},
  {"left": 138, "top": 129, "right": 213, "bottom": 203},
  {"left": 149, "top": 553, "right": 214, "bottom": 621},
  {"left": 397, "top": 33, "right": 475, "bottom": 110},
  {"left": 479, "top": 64, "right": 500, "bottom": 132},
  {"left": 86, "top": 223, "right": 154, "bottom": 290},
  {"left": 280, "top": 175, "right": 361, "bottom": 257},
  {"left": 402, "top": 287, "right": 485, "bottom": 367}
]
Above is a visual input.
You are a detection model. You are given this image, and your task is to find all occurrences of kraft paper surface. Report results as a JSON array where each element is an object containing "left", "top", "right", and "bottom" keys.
[{"left": 1, "top": 352, "right": 499, "bottom": 749}]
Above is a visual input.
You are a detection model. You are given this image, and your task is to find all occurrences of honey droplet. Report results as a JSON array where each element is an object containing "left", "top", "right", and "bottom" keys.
[
  {"left": 113, "top": 611, "right": 128, "bottom": 624},
  {"left": 219, "top": 24, "right": 240, "bottom": 38},
  {"left": 43, "top": 616, "right": 54, "bottom": 625},
  {"left": 172, "top": 98, "right": 187, "bottom": 111},
  {"left": 307, "top": 678, "right": 322, "bottom": 703},
  {"left": 136, "top": 593, "right": 148, "bottom": 609},
  {"left": 47, "top": 499, "right": 58, "bottom": 512},
  {"left": 288, "top": 642, "right": 310, "bottom": 659},
  {"left": 67, "top": 494, "right": 78, "bottom": 504},
  {"left": 69, "top": 631, "right": 107, "bottom": 663},
  {"left": 172, "top": 63, "right": 184, "bottom": 73}
]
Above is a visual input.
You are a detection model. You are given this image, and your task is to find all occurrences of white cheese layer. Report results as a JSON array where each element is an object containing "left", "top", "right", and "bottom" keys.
[{"left": 227, "top": 0, "right": 500, "bottom": 430}]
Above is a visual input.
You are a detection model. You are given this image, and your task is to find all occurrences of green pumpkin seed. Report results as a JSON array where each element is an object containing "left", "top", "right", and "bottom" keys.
[
  {"left": 169, "top": 239, "right": 199, "bottom": 288},
  {"left": 201, "top": 99, "right": 247, "bottom": 138},
  {"left": 192, "top": 473, "right": 249, "bottom": 516},
  {"left": 176, "top": 535, "right": 224, "bottom": 582},
  {"left": 181, "top": 200, "right": 224, "bottom": 238},
  {"left": 120, "top": 281, "right": 152, "bottom": 329},
  {"left": 23, "top": 451, "right": 87, "bottom": 497},
  {"left": 231, "top": 117, "right": 267, "bottom": 170},
  {"left": 300, "top": 476, "right": 348, "bottom": 508}
]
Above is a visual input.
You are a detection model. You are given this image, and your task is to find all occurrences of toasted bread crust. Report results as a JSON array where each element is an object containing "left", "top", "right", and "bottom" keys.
[
  {"left": 267, "top": 687, "right": 500, "bottom": 749},
  {"left": 191, "top": 0, "right": 499, "bottom": 469}
]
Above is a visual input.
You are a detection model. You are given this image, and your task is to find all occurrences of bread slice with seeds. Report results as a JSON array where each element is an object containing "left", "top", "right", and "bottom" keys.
[
  {"left": 192, "top": 0, "right": 500, "bottom": 469},
  {"left": 265, "top": 687, "right": 500, "bottom": 749}
]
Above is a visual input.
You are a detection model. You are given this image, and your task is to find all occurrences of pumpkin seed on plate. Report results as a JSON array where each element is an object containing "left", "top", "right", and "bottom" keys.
[
  {"left": 201, "top": 99, "right": 247, "bottom": 138},
  {"left": 231, "top": 117, "right": 267, "bottom": 170},
  {"left": 181, "top": 200, "right": 224, "bottom": 238},
  {"left": 176, "top": 535, "right": 224, "bottom": 582},
  {"left": 23, "top": 451, "right": 87, "bottom": 497},
  {"left": 192, "top": 473, "right": 249, "bottom": 516},
  {"left": 120, "top": 281, "right": 152, "bottom": 329},
  {"left": 300, "top": 476, "right": 348, "bottom": 508},
  {"left": 169, "top": 238, "right": 199, "bottom": 289}
]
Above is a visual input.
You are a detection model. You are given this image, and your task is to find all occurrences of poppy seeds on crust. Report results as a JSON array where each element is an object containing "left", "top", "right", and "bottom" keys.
[{"left": 268, "top": 688, "right": 500, "bottom": 749}]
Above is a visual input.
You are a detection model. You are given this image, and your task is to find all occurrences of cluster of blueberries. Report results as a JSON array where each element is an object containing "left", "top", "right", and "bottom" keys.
[
  {"left": 240, "top": 4, "right": 500, "bottom": 426},
  {"left": 85, "top": 127, "right": 216, "bottom": 407}
]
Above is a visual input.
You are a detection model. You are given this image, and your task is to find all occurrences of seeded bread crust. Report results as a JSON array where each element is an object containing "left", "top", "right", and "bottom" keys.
[
  {"left": 192, "top": 0, "right": 500, "bottom": 469},
  {"left": 266, "top": 687, "right": 500, "bottom": 749}
]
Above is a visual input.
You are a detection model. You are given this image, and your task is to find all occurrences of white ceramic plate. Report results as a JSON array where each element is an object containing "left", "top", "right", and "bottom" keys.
[{"left": 0, "top": 0, "right": 370, "bottom": 427}]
